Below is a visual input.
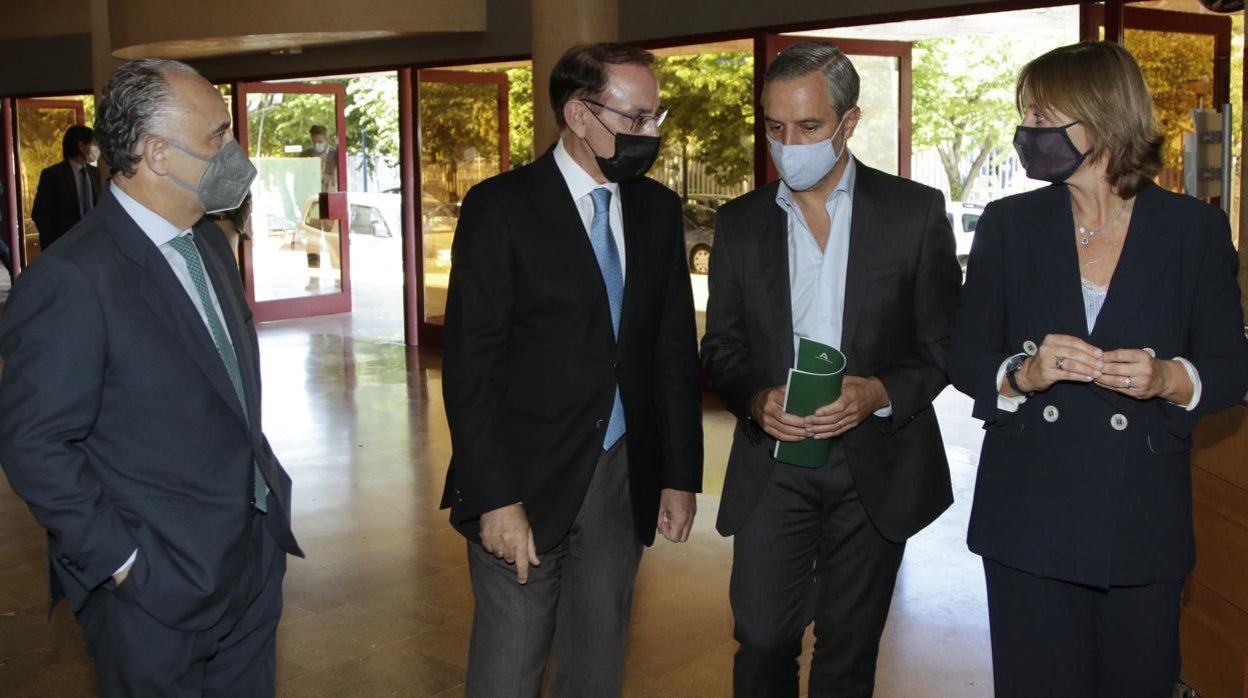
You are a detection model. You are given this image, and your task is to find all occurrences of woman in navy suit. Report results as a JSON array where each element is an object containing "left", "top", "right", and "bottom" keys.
[{"left": 948, "top": 42, "right": 1248, "bottom": 697}]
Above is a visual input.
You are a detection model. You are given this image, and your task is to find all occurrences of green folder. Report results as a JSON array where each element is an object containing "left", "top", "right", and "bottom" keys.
[{"left": 773, "top": 338, "right": 846, "bottom": 468}]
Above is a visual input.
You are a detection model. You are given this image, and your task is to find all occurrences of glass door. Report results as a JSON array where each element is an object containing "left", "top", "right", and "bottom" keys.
[
  {"left": 235, "top": 82, "right": 351, "bottom": 321},
  {"left": 412, "top": 69, "right": 510, "bottom": 343},
  {"left": 1083, "top": 5, "right": 1233, "bottom": 196},
  {"left": 13, "top": 98, "right": 86, "bottom": 269},
  {"left": 757, "top": 35, "right": 912, "bottom": 185}
]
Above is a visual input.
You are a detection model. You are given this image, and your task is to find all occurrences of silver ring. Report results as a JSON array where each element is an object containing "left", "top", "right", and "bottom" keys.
[
  {"left": 1055, "top": 356, "right": 1066, "bottom": 370},
  {"left": 1124, "top": 376, "right": 1134, "bottom": 390}
]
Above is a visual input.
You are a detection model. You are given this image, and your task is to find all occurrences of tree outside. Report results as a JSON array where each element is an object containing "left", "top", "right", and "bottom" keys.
[{"left": 654, "top": 51, "right": 755, "bottom": 200}]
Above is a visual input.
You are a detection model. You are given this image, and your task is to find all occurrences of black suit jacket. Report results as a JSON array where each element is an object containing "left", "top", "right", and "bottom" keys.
[
  {"left": 946, "top": 182, "right": 1248, "bottom": 588},
  {"left": 439, "top": 149, "right": 703, "bottom": 551},
  {"left": 0, "top": 189, "right": 301, "bottom": 632},
  {"left": 31, "top": 160, "right": 100, "bottom": 250},
  {"left": 702, "top": 160, "right": 961, "bottom": 542}
]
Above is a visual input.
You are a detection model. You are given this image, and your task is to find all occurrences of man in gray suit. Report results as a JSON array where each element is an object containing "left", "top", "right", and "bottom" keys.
[{"left": 702, "top": 42, "right": 961, "bottom": 697}]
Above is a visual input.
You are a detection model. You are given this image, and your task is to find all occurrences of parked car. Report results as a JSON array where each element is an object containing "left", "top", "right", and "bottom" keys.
[
  {"left": 423, "top": 202, "right": 460, "bottom": 269},
  {"left": 946, "top": 201, "right": 984, "bottom": 271},
  {"left": 683, "top": 202, "right": 716, "bottom": 275},
  {"left": 298, "top": 192, "right": 402, "bottom": 269}
]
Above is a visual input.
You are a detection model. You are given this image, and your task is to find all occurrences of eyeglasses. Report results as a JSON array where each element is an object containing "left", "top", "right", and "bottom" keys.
[{"left": 582, "top": 99, "right": 669, "bottom": 134}]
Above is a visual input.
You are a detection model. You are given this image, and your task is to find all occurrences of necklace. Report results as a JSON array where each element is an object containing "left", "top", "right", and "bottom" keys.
[{"left": 1073, "top": 199, "right": 1130, "bottom": 245}]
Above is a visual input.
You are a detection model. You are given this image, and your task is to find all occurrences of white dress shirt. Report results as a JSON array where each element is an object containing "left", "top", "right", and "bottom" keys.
[
  {"left": 776, "top": 155, "right": 891, "bottom": 417},
  {"left": 553, "top": 138, "right": 626, "bottom": 276}
]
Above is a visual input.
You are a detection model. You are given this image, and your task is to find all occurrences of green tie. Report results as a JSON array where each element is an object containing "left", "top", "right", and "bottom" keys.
[{"left": 167, "top": 233, "right": 269, "bottom": 512}]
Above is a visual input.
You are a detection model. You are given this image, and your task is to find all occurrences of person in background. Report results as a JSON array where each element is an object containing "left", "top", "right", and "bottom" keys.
[
  {"left": 947, "top": 41, "right": 1248, "bottom": 697},
  {"left": 31, "top": 124, "right": 100, "bottom": 250},
  {"left": 302, "top": 124, "right": 338, "bottom": 192}
]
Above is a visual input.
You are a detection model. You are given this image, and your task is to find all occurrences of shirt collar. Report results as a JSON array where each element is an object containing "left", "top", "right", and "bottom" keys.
[
  {"left": 554, "top": 137, "right": 619, "bottom": 202},
  {"left": 775, "top": 153, "right": 857, "bottom": 211},
  {"left": 110, "top": 182, "right": 188, "bottom": 247}
]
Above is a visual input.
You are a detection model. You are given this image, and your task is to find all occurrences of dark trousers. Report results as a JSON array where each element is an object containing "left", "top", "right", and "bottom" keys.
[
  {"left": 731, "top": 447, "right": 905, "bottom": 698},
  {"left": 983, "top": 558, "right": 1183, "bottom": 698},
  {"left": 75, "top": 510, "right": 286, "bottom": 698},
  {"left": 465, "top": 439, "right": 643, "bottom": 698}
]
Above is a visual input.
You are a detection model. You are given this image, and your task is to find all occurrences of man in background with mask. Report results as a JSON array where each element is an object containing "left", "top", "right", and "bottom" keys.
[
  {"left": 0, "top": 59, "right": 301, "bottom": 697},
  {"left": 701, "top": 42, "right": 961, "bottom": 697},
  {"left": 32, "top": 124, "right": 101, "bottom": 250},
  {"left": 302, "top": 124, "right": 338, "bottom": 192},
  {"left": 441, "top": 42, "right": 702, "bottom": 697}
]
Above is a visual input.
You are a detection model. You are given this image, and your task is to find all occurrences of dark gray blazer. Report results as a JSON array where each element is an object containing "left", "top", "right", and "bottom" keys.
[
  {"left": 0, "top": 189, "right": 301, "bottom": 632},
  {"left": 702, "top": 160, "right": 962, "bottom": 542}
]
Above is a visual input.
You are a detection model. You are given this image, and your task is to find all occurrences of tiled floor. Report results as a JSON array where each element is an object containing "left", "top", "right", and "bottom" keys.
[{"left": 0, "top": 314, "right": 994, "bottom": 697}]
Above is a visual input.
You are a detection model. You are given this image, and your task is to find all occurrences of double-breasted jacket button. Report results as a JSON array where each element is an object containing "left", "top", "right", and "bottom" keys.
[
  {"left": 1023, "top": 340, "right": 1038, "bottom": 356},
  {"left": 1042, "top": 405, "right": 1059, "bottom": 423},
  {"left": 595, "top": 419, "right": 606, "bottom": 430},
  {"left": 1110, "top": 413, "right": 1128, "bottom": 431},
  {"left": 1142, "top": 347, "right": 1156, "bottom": 358}
]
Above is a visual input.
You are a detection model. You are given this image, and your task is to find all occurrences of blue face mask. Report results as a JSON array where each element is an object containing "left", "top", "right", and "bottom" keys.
[{"left": 767, "top": 116, "right": 848, "bottom": 191}]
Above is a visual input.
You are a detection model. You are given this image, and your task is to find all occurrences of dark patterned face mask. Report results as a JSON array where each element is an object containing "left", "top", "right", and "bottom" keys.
[{"left": 1013, "top": 123, "right": 1091, "bottom": 183}]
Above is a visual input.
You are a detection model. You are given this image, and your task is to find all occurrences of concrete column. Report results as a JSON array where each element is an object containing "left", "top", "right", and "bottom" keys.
[
  {"left": 89, "top": 0, "right": 120, "bottom": 99},
  {"left": 530, "top": 0, "right": 617, "bottom": 154},
  {"left": 90, "top": 0, "right": 120, "bottom": 181}
]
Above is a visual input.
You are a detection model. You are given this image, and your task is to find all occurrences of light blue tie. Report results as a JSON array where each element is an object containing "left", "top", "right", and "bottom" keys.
[
  {"left": 589, "top": 188, "right": 626, "bottom": 450},
  {"left": 168, "top": 233, "right": 270, "bottom": 512}
]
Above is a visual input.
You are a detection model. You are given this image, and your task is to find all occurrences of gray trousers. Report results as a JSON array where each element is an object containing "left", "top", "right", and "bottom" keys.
[{"left": 465, "top": 439, "right": 643, "bottom": 698}]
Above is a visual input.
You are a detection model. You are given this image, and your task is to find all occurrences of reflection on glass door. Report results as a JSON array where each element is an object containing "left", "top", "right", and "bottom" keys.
[
  {"left": 14, "top": 99, "right": 85, "bottom": 268},
  {"left": 235, "top": 82, "right": 350, "bottom": 321},
  {"left": 416, "top": 70, "right": 510, "bottom": 337},
  {"left": 761, "top": 36, "right": 911, "bottom": 184}
]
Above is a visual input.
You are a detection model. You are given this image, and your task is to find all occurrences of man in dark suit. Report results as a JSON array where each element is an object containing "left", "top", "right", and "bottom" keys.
[
  {"left": 441, "top": 43, "right": 703, "bottom": 697},
  {"left": 701, "top": 42, "right": 961, "bottom": 697},
  {"left": 31, "top": 123, "right": 100, "bottom": 250},
  {"left": 0, "top": 58, "right": 301, "bottom": 697}
]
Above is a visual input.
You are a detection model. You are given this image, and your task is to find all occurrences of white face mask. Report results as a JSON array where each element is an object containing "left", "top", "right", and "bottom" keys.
[
  {"left": 767, "top": 116, "right": 849, "bottom": 191},
  {"left": 312, "top": 141, "right": 329, "bottom": 154}
]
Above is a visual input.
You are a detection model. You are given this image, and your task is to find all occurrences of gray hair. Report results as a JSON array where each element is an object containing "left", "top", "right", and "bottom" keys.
[
  {"left": 95, "top": 58, "right": 201, "bottom": 177},
  {"left": 764, "top": 41, "right": 859, "bottom": 117}
]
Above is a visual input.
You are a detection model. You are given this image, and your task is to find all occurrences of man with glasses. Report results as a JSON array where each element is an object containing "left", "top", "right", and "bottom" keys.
[{"left": 441, "top": 42, "right": 702, "bottom": 697}]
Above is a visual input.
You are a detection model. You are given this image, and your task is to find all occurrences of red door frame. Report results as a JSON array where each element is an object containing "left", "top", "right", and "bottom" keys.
[
  {"left": 1085, "top": 4, "right": 1232, "bottom": 108},
  {"left": 1, "top": 98, "right": 20, "bottom": 279},
  {"left": 234, "top": 81, "right": 351, "bottom": 322},
  {"left": 407, "top": 69, "right": 510, "bottom": 346},
  {"left": 755, "top": 35, "right": 913, "bottom": 188},
  {"left": 11, "top": 98, "right": 86, "bottom": 274}
]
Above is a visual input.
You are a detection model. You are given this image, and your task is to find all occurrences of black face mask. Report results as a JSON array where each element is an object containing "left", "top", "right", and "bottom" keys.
[
  {"left": 1013, "top": 122, "right": 1091, "bottom": 183},
  {"left": 585, "top": 110, "right": 661, "bottom": 183}
]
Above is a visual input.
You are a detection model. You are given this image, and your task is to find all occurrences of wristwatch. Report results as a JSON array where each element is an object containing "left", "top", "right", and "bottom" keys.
[{"left": 1005, "top": 355, "right": 1035, "bottom": 398}]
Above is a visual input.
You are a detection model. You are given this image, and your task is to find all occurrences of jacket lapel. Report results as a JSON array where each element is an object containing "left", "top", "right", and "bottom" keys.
[
  {"left": 617, "top": 181, "right": 646, "bottom": 343},
  {"left": 1028, "top": 185, "right": 1090, "bottom": 339},
  {"left": 1088, "top": 183, "right": 1173, "bottom": 347},
  {"left": 527, "top": 150, "right": 616, "bottom": 345},
  {"left": 195, "top": 222, "right": 258, "bottom": 427},
  {"left": 840, "top": 161, "right": 884, "bottom": 355},
  {"left": 101, "top": 191, "right": 249, "bottom": 425},
  {"left": 757, "top": 183, "right": 796, "bottom": 372}
]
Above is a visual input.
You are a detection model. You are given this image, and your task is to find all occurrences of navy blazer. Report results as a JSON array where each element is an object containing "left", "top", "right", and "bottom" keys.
[
  {"left": 0, "top": 189, "right": 301, "bottom": 632},
  {"left": 702, "top": 161, "right": 961, "bottom": 542},
  {"left": 439, "top": 150, "right": 704, "bottom": 551},
  {"left": 947, "top": 182, "right": 1248, "bottom": 588}
]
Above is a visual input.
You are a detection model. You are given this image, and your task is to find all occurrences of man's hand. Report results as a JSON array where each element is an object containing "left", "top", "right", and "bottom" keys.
[
  {"left": 657, "top": 489, "right": 696, "bottom": 543},
  {"left": 807, "top": 376, "right": 889, "bottom": 439},
  {"left": 751, "top": 385, "right": 809, "bottom": 442},
  {"left": 479, "top": 502, "right": 541, "bottom": 584}
]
